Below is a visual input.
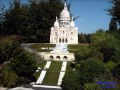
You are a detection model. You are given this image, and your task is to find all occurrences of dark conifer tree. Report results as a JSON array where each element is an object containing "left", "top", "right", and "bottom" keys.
[
  {"left": 108, "top": 0, "right": 120, "bottom": 30},
  {"left": 109, "top": 17, "right": 118, "bottom": 32}
]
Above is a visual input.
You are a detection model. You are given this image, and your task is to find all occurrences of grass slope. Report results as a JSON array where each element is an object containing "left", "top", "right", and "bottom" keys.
[
  {"left": 42, "top": 61, "right": 62, "bottom": 85},
  {"left": 30, "top": 43, "right": 55, "bottom": 52},
  {"left": 34, "top": 60, "right": 47, "bottom": 80}
]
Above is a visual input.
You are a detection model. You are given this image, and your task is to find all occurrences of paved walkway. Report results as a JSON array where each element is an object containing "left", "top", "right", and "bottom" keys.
[
  {"left": 61, "top": 61, "right": 67, "bottom": 71},
  {"left": 44, "top": 61, "right": 51, "bottom": 69},
  {"left": 33, "top": 85, "right": 61, "bottom": 89},
  {"left": 57, "top": 61, "right": 67, "bottom": 85},
  {"left": 36, "top": 61, "right": 51, "bottom": 84},
  {"left": 9, "top": 87, "right": 34, "bottom": 90}
]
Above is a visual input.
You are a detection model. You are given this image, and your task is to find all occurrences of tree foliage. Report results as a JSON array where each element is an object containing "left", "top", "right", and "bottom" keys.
[
  {"left": 0, "top": 48, "right": 37, "bottom": 87},
  {"left": 90, "top": 30, "right": 119, "bottom": 62},
  {"left": 79, "top": 58, "right": 112, "bottom": 84},
  {"left": 106, "top": 60, "right": 117, "bottom": 71},
  {"left": 10, "top": 50, "right": 37, "bottom": 78},
  {"left": 74, "top": 46, "right": 91, "bottom": 62},
  {"left": 1, "top": 0, "right": 27, "bottom": 35},
  {"left": 0, "top": 36, "right": 20, "bottom": 64},
  {"left": 113, "top": 64, "right": 120, "bottom": 80},
  {"left": 19, "top": 0, "right": 63, "bottom": 43},
  {"left": 109, "top": 17, "right": 118, "bottom": 32},
  {"left": 0, "top": 66, "right": 18, "bottom": 88},
  {"left": 78, "top": 33, "right": 92, "bottom": 44},
  {"left": 108, "top": 0, "right": 120, "bottom": 30},
  {"left": 61, "top": 70, "right": 81, "bottom": 90},
  {"left": 0, "top": 0, "right": 64, "bottom": 43}
]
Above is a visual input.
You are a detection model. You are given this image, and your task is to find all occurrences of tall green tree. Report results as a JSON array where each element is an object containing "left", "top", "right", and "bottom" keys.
[
  {"left": 1, "top": 0, "right": 26, "bottom": 35},
  {"left": 19, "top": 0, "right": 64, "bottom": 43},
  {"left": 78, "top": 33, "right": 87, "bottom": 43},
  {"left": 109, "top": 17, "right": 118, "bottom": 32},
  {"left": 108, "top": 0, "right": 120, "bottom": 30}
]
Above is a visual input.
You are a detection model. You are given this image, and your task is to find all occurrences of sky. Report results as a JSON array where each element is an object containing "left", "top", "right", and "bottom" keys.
[{"left": 0, "top": 0, "right": 112, "bottom": 34}]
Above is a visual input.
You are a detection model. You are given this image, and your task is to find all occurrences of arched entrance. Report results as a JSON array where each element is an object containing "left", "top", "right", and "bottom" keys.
[
  {"left": 56, "top": 56, "right": 60, "bottom": 60},
  {"left": 65, "top": 39, "right": 68, "bottom": 43},
  {"left": 62, "top": 38, "right": 64, "bottom": 43},
  {"left": 63, "top": 56, "right": 67, "bottom": 60},
  {"left": 49, "top": 55, "right": 53, "bottom": 60},
  {"left": 59, "top": 38, "right": 61, "bottom": 43}
]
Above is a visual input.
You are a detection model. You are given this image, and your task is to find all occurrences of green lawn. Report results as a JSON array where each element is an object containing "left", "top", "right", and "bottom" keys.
[
  {"left": 30, "top": 43, "right": 55, "bottom": 52},
  {"left": 30, "top": 43, "right": 89, "bottom": 53},
  {"left": 33, "top": 60, "right": 47, "bottom": 80},
  {"left": 68, "top": 44, "right": 89, "bottom": 53},
  {"left": 42, "top": 61, "right": 62, "bottom": 85},
  {"left": 34, "top": 61, "right": 73, "bottom": 85},
  {"left": 68, "top": 43, "right": 89, "bottom": 49},
  {"left": 66, "top": 61, "right": 73, "bottom": 71}
]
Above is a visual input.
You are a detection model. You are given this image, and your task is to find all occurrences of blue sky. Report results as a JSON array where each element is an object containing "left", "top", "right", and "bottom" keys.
[
  {"left": 0, "top": 0, "right": 112, "bottom": 34},
  {"left": 68, "top": 0, "right": 112, "bottom": 34}
]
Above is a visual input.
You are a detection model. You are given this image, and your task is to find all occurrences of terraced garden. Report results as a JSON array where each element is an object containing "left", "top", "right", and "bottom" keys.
[
  {"left": 30, "top": 43, "right": 55, "bottom": 52},
  {"left": 30, "top": 43, "right": 89, "bottom": 53}
]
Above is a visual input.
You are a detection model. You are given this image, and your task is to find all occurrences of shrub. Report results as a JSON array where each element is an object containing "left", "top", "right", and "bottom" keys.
[
  {"left": 0, "top": 36, "right": 20, "bottom": 64},
  {"left": 79, "top": 58, "right": 112, "bottom": 84},
  {"left": 75, "top": 63, "right": 81, "bottom": 70},
  {"left": 10, "top": 50, "right": 37, "bottom": 79},
  {"left": 89, "top": 50, "right": 103, "bottom": 60},
  {"left": 106, "top": 61, "right": 117, "bottom": 71},
  {"left": 0, "top": 66, "right": 18, "bottom": 88},
  {"left": 90, "top": 30, "right": 120, "bottom": 63},
  {"left": 61, "top": 70, "right": 81, "bottom": 90},
  {"left": 74, "top": 46, "right": 91, "bottom": 62},
  {"left": 16, "top": 76, "right": 30, "bottom": 86},
  {"left": 112, "top": 64, "right": 120, "bottom": 80},
  {"left": 84, "top": 83, "right": 101, "bottom": 90}
]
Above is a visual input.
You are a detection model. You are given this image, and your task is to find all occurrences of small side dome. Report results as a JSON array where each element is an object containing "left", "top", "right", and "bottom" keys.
[
  {"left": 70, "top": 17, "right": 75, "bottom": 27},
  {"left": 54, "top": 17, "right": 59, "bottom": 27}
]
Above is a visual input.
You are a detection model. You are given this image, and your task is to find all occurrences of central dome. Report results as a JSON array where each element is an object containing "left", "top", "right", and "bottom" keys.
[{"left": 60, "top": 3, "right": 70, "bottom": 21}]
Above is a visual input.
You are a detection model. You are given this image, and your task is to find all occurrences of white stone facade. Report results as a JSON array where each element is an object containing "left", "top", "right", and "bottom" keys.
[
  {"left": 50, "top": 3, "right": 78, "bottom": 44},
  {"left": 39, "top": 52, "right": 74, "bottom": 61}
]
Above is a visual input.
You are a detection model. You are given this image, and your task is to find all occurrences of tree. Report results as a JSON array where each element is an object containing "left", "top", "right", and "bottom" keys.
[
  {"left": 112, "top": 64, "right": 120, "bottom": 80},
  {"left": 108, "top": 0, "right": 120, "bottom": 30},
  {"left": 1, "top": 0, "right": 26, "bottom": 35},
  {"left": 10, "top": 50, "right": 37, "bottom": 79},
  {"left": 106, "top": 60, "right": 117, "bottom": 71},
  {"left": 19, "top": 0, "right": 64, "bottom": 43},
  {"left": 0, "top": 35, "right": 20, "bottom": 64},
  {"left": 78, "top": 33, "right": 87, "bottom": 43},
  {"left": 74, "top": 46, "right": 91, "bottom": 62},
  {"left": 109, "top": 17, "right": 118, "bottom": 32},
  {"left": 79, "top": 58, "right": 112, "bottom": 84},
  {"left": 90, "top": 30, "right": 118, "bottom": 62},
  {"left": 61, "top": 70, "right": 81, "bottom": 90},
  {"left": 0, "top": 66, "right": 18, "bottom": 88},
  {"left": 0, "top": 4, "right": 5, "bottom": 36}
]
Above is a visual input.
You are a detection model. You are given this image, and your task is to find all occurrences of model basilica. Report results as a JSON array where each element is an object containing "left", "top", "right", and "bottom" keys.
[{"left": 50, "top": 3, "right": 78, "bottom": 44}]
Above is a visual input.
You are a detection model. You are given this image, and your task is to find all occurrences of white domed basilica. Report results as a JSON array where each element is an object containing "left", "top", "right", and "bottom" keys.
[{"left": 50, "top": 3, "right": 78, "bottom": 44}]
